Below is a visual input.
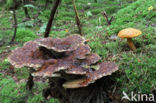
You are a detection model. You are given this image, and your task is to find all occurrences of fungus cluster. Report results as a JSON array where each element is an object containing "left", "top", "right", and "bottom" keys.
[{"left": 8, "top": 34, "right": 118, "bottom": 102}]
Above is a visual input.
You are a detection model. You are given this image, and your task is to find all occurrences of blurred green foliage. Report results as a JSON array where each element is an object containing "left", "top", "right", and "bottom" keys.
[
  {"left": 5, "top": 0, "right": 13, "bottom": 9},
  {"left": 16, "top": 28, "right": 37, "bottom": 42}
]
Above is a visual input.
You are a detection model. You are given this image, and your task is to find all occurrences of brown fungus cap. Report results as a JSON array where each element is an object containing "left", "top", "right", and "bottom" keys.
[
  {"left": 65, "top": 64, "right": 92, "bottom": 75},
  {"left": 32, "top": 59, "right": 72, "bottom": 77},
  {"left": 64, "top": 53, "right": 101, "bottom": 75},
  {"left": 33, "top": 52, "right": 101, "bottom": 77},
  {"left": 32, "top": 64, "right": 67, "bottom": 77},
  {"left": 72, "top": 45, "right": 91, "bottom": 60},
  {"left": 32, "top": 57, "right": 92, "bottom": 77},
  {"left": 118, "top": 28, "right": 142, "bottom": 38},
  {"left": 35, "top": 34, "right": 86, "bottom": 52},
  {"left": 81, "top": 53, "right": 101, "bottom": 65},
  {"left": 32, "top": 49, "right": 98, "bottom": 77},
  {"left": 87, "top": 62, "right": 118, "bottom": 81},
  {"left": 8, "top": 41, "right": 46, "bottom": 69},
  {"left": 63, "top": 62, "right": 118, "bottom": 88},
  {"left": 63, "top": 45, "right": 91, "bottom": 64}
]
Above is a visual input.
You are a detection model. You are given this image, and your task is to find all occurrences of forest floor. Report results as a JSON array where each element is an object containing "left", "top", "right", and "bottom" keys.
[{"left": 0, "top": 0, "right": 156, "bottom": 103}]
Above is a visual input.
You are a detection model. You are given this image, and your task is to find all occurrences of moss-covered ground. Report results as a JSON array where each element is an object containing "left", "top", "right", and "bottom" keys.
[{"left": 0, "top": 0, "right": 155, "bottom": 102}]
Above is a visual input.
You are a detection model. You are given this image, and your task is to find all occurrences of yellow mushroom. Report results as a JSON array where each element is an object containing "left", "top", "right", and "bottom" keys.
[{"left": 118, "top": 28, "right": 142, "bottom": 51}]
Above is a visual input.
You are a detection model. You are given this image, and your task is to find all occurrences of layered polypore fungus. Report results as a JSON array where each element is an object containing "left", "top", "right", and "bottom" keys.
[
  {"left": 63, "top": 62, "right": 118, "bottom": 88},
  {"left": 8, "top": 41, "right": 45, "bottom": 69},
  {"left": 8, "top": 34, "right": 118, "bottom": 103},
  {"left": 35, "top": 34, "right": 86, "bottom": 52},
  {"left": 118, "top": 28, "right": 142, "bottom": 51}
]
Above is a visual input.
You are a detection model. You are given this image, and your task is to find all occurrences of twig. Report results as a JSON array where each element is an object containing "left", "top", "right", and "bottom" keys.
[
  {"left": 9, "top": 0, "right": 17, "bottom": 44},
  {"left": 44, "top": 0, "right": 61, "bottom": 38},
  {"left": 23, "top": 0, "right": 30, "bottom": 18},
  {"left": 102, "top": 11, "right": 114, "bottom": 26},
  {"left": 72, "top": 0, "right": 82, "bottom": 35},
  {"left": 109, "top": 16, "right": 114, "bottom": 25}
]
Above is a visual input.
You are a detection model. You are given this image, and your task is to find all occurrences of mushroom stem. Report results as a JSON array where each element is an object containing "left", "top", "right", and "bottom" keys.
[{"left": 127, "top": 38, "right": 136, "bottom": 51}]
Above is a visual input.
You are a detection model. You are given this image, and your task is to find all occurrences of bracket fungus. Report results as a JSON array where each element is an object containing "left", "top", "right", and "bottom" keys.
[
  {"left": 8, "top": 34, "right": 118, "bottom": 103},
  {"left": 63, "top": 62, "right": 118, "bottom": 89},
  {"left": 35, "top": 34, "right": 86, "bottom": 52},
  {"left": 8, "top": 41, "right": 45, "bottom": 69},
  {"left": 118, "top": 28, "right": 142, "bottom": 51}
]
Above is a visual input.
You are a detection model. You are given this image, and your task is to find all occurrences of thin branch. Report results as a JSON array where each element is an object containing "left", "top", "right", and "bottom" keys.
[
  {"left": 44, "top": 0, "right": 61, "bottom": 38},
  {"left": 108, "top": 16, "right": 114, "bottom": 25},
  {"left": 102, "top": 11, "right": 114, "bottom": 26},
  {"left": 72, "top": 0, "right": 82, "bottom": 35},
  {"left": 10, "top": 0, "right": 17, "bottom": 44},
  {"left": 23, "top": 0, "right": 30, "bottom": 18}
]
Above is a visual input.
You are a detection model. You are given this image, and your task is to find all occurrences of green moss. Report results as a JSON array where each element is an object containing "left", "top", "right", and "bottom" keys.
[
  {"left": 39, "top": 10, "right": 51, "bottom": 22},
  {"left": 0, "top": 59, "right": 10, "bottom": 70},
  {"left": 0, "top": 76, "right": 59, "bottom": 103},
  {"left": 109, "top": 0, "right": 155, "bottom": 35},
  {"left": 5, "top": 0, "right": 13, "bottom": 9},
  {"left": 16, "top": 28, "right": 37, "bottom": 42},
  {"left": 117, "top": 53, "right": 156, "bottom": 93}
]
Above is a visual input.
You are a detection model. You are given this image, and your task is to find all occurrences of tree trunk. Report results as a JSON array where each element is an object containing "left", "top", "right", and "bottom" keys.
[
  {"left": 44, "top": 0, "right": 61, "bottom": 38},
  {"left": 72, "top": 0, "right": 82, "bottom": 35},
  {"left": 10, "top": 0, "right": 17, "bottom": 44},
  {"left": 23, "top": 0, "right": 30, "bottom": 18}
]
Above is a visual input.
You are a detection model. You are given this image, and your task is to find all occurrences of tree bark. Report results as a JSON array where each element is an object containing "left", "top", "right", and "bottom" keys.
[
  {"left": 23, "top": 0, "right": 30, "bottom": 18},
  {"left": 72, "top": 0, "right": 82, "bottom": 35},
  {"left": 44, "top": 0, "right": 61, "bottom": 38},
  {"left": 10, "top": 0, "right": 17, "bottom": 44}
]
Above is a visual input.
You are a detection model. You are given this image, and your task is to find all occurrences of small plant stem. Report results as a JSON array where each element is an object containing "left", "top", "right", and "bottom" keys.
[
  {"left": 44, "top": 0, "right": 61, "bottom": 38},
  {"left": 102, "top": 11, "right": 114, "bottom": 25},
  {"left": 26, "top": 73, "right": 34, "bottom": 90},
  {"left": 127, "top": 38, "right": 136, "bottom": 51},
  {"left": 72, "top": 0, "right": 82, "bottom": 35},
  {"left": 10, "top": 0, "right": 17, "bottom": 44},
  {"left": 23, "top": 0, "right": 30, "bottom": 18}
]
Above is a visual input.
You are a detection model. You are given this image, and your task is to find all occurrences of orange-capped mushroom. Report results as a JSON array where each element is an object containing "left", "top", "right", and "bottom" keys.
[{"left": 118, "top": 28, "right": 142, "bottom": 51}]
